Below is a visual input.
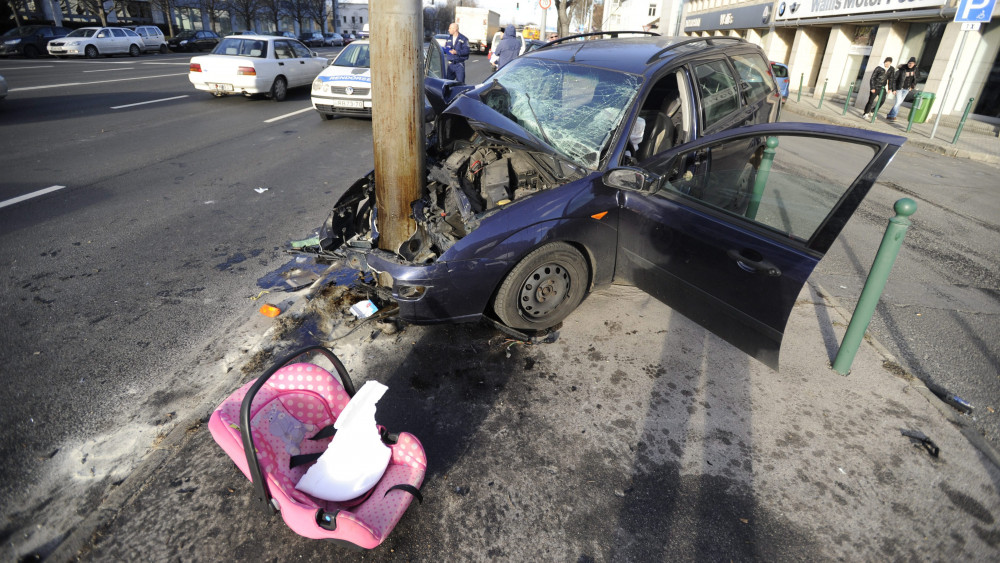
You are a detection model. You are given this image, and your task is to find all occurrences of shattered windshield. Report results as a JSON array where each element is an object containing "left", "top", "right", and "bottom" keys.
[{"left": 487, "top": 58, "right": 642, "bottom": 169}]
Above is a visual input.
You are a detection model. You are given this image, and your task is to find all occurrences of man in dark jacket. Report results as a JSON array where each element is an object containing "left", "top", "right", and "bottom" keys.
[
  {"left": 887, "top": 56, "right": 918, "bottom": 121},
  {"left": 444, "top": 22, "right": 470, "bottom": 84},
  {"left": 862, "top": 57, "right": 893, "bottom": 119},
  {"left": 494, "top": 26, "right": 521, "bottom": 70}
]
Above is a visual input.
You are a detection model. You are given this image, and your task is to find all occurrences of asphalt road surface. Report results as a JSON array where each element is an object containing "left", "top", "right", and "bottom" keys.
[{"left": 1, "top": 51, "right": 996, "bottom": 560}]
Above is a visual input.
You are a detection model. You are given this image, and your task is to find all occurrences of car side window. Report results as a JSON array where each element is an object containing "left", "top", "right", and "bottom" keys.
[
  {"left": 694, "top": 60, "right": 740, "bottom": 130},
  {"left": 654, "top": 134, "right": 876, "bottom": 243},
  {"left": 97, "top": 30, "right": 108, "bottom": 38},
  {"left": 274, "top": 40, "right": 293, "bottom": 59},
  {"left": 290, "top": 41, "right": 311, "bottom": 58},
  {"left": 731, "top": 53, "right": 774, "bottom": 102},
  {"left": 629, "top": 70, "right": 693, "bottom": 163},
  {"left": 112, "top": 29, "right": 127, "bottom": 38}
]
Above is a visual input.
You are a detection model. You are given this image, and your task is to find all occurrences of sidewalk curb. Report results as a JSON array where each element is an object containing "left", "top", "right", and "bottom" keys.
[
  {"left": 783, "top": 105, "right": 1000, "bottom": 166},
  {"left": 45, "top": 271, "right": 332, "bottom": 562},
  {"left": 811, "top": 281, "right": 1000, "bottom": 469}
]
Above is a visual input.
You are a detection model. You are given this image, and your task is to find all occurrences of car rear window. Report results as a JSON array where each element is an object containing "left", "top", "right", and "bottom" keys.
[
  {"left": 731, "top": 53, "right": 775, "bottom": 101},
  {"left": 771, "top": 64, "right": 789, "bottom": 78},
  {"left": 214, "top": 38, "right": 267, "bottom": 58}
]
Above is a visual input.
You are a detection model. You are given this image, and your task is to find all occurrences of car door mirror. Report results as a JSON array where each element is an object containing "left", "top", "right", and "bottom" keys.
[{"left": 603, "top": 167, "right": 659, "bottom": 193}]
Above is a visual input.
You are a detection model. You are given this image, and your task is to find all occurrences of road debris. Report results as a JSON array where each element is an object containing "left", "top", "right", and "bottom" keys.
[{"left": 901, "top": 429, "right": 940, "bottom": 458}]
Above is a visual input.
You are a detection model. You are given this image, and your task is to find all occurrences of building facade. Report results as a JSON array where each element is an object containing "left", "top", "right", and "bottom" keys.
[
  {"left": 682, "top": 0, "right": 1000, "bottom": 122},
  {"left": 602, "top": 0, "right": 685, "bottom": 36}
]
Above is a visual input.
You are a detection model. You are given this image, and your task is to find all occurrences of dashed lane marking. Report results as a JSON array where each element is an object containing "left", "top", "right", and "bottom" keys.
[{"left": 0, "top": 185, "right": 68, "bottom": 210}]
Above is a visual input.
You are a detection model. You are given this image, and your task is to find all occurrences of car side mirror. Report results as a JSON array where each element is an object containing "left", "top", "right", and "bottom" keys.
[
  {"left": 311, "top": 51, "right": 318, "bottom": 57},
  {"left": 603, "top": 167, "right": 659, "bottom": 193}
]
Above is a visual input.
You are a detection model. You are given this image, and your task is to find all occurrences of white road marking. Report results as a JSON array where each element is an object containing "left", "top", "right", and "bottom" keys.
[
  {"left": 0, "top": 185, "right": 68, "bottom": 210},
  {"left": 142, "top": 62, "right": 192, "bottom": 66},
  {"left": 10, "top": 73, "right": 187, "bottom": 92},
  {"left": 263, "top": 107, "right": 313, "bottom": 123},
  {"left": 83, "top": 68, "right": 135, "bottom": 73},
  {"left": 0, "top": 65, "right": 54, "bottom": 71},
  {"left": 111, "top": 95, "right": 189, "bottom": 109}
]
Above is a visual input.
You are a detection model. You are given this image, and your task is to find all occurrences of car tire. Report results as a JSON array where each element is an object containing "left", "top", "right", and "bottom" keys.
[
  {"left": 159, "top": 44, "right": 168, "bottom": 54},
  {"left": 85, "top": 45, "right": 98, "bottom": 59},
  {"left": 270, "top": 76, "right": 287, "bottom": 102},
  {"left": 129, "top": 44, "right": 140, "bottom": 57},
  {"left": 321, "top": 113, "right": 337, "bottom": 120},
  {"left": 24, "top": 45, "right": 40, "bottom": 58},
  {"left": 493, "top": 242, "right": 589, "bottom": 331}
]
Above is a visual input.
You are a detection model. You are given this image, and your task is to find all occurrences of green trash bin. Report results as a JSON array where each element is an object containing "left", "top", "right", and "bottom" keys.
[{"left": 910, "top": 92, "right": 935, "bottom": 123}]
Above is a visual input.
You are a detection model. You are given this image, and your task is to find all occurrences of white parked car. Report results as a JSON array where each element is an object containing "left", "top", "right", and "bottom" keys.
[
  {"left": 311, "top": 40, "right": 372, "bottom": 119},
  {"left": 188, "top": 35, "right": 327, "bottom": 101},
  {"left": 47, "top": 27, "right": 145, "bottom": 58},
  {"left": 130, "top": 25, "right": 168, "bottom": 54}
]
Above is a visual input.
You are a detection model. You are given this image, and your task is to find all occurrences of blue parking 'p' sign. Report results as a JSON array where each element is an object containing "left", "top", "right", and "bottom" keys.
[{"left": 955, "top": 0, "right": 996, "bottom": 22}]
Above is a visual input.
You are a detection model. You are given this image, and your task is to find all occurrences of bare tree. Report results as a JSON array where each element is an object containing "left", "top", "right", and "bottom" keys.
[
  {"left": 75, "top": 0, "right": 113, "bottom": 26},
  {"left": 555, "top": 0, "right": 575, "bottom": 38},
  {"left": 286, "top": 0, "right": 311, "bottom": 32},
  {"left": 590, "top": 1, "right": 603, "bottom": 32},
  {"left": 7, "top": 0, "right": 27, "bottom": 27},
  {"left": 199, "top": 0, "right": 227, "bottom": 32},
  {"left": 228, "top": 0, "right": 261, "bottom": 31},
  {"left": 303, "top": 0, "right": 326, "bottom": 31},
  {"left": 259, "top": 0, "right": 283, "bottom": 31},
  {"left": 148, "top": 0, "right": 176, "bottom": 35},
  {"left": 568, "top": 0, "right": 594, "bottom": 33}
]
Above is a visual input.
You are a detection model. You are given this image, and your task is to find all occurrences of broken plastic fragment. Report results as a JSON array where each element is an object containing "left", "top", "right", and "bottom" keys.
[
  {"left": 295, "top": 381, "right": 392, "bottom": 501},
  {"left": 259, "top": 304, "right": 281, "bottom": 317},
  {"left": 254, "top": 187, "right": 268, "bottom": 194},
  {"left": 291, "top": 236, "right": 321, "bottom": 249},
  {"left": 350, "top": 299, "right": 379, "bottom": 319}
]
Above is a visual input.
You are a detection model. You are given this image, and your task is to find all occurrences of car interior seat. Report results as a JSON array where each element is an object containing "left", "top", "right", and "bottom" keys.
[{"left": 637, "top": 94, "right": 681, "bottom": 161}]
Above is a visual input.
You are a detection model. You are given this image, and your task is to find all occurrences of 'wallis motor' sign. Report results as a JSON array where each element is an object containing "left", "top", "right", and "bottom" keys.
[{"left": 775, "top": 0, "right": 945, "bottom": 20}]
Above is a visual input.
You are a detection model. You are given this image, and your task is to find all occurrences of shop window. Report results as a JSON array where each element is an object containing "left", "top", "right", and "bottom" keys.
[{"left": 648, "top": 3, "right": 657, "bottom": 16}]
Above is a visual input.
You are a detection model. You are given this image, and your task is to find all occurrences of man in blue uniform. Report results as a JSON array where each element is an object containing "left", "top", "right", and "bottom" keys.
[{"left": 444, "top": 22, "right": 470, "bottom": 84}]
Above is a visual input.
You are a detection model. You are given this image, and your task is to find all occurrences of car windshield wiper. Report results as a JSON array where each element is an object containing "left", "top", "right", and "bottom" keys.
[{"left": 523, "top": 92, "right": 554, "bottom": 149}]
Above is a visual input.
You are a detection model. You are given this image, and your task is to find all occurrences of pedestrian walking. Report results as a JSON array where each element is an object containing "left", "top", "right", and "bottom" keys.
[
  {"left": 493, "top": 26, "right": 520, "bottom": 71},
  {"left": 444, "top": 22, "right": 470, "bottom": 85},
  {"left": 887, "top": 57, "right": 918, "bottom": 121},
  {"left": 861, "top": 57, "right": 893, "bottom": 119}
]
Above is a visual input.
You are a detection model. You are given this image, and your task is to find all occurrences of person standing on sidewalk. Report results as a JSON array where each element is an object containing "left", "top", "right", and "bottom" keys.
[
  {"left": 887, "top": 57, "right": 918, "bottom": 121},
  {"left": 861, "top": 57, "right": 894, "bottom": 119},
  {"left": 444, "top": 22, "right": 470, "bottom": 85}
]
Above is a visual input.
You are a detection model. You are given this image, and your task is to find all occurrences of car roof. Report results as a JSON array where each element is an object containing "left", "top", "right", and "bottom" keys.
[
  {"left": 223, "top": 34, "right": 274, "bottom": 40},
  {"left": 522, "top": 35, "right": 754, "bottom": 76}
]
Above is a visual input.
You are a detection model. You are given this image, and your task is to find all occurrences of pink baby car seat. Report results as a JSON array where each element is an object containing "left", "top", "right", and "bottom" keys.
[{"left": 208, "top": 346, "right": 426, "bottom": 549}]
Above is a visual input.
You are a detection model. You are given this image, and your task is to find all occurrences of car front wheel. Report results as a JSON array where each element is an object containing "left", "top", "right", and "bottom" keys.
[
  {"left": 159, "top": 44, "right": 168, "bottom": 54},
  {"left": 270, "top": 76, "right": 287, "bottom": 102},
  {"left": 85, "top": 45, "right": 98, "bottom": 59},
  {"left": 493, "top": 242, "right": 589, "bottom": 331},
  {"left": 129, "top": 44, "right": 140, "bottom": 57}
]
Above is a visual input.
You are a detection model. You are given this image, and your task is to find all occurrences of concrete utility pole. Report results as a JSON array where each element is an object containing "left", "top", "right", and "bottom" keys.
[{"left": 370, "top": 0, "right": 425, "bottom": 278}]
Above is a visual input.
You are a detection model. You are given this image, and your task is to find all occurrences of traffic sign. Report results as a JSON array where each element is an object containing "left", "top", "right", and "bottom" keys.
[{"left": 954, "top": 0, "right": 996, "bottom": 22}]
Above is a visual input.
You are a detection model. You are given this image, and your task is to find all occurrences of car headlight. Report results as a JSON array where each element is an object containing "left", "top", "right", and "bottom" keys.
[
  {"left": 67, "top": 40, "right": 80, "bottom": 46},
  {"left": 180, "top": 40, "right": 188, "bottom": 45},
  {"left": 312, "top": 78, "right": 322, "bottom": 91},
  {"left": 4, "top": 39, "right": 21, "bottom": 45}
]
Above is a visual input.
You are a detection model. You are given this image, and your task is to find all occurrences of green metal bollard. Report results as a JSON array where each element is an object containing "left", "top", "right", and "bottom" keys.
[
  {"left": 952, "top": 97, "right": 976, "bottom": 145},
  {"left": 842, "top": 81, "right": 855, "bottom": 116},
  {"left": 870, "top": 89, "right": 886, "bottom": 124},
  {"left": 797, "top": 73, "right": 804, "bottom": 103},
  {"left": 906, "top": 91, "right": 923, "bottom": 133},
  {"left": 746, "top": 136, "right": 778, "bottom": 221},
  {"left": 818, "top": 79, "right": 828, "bottom": 109},
  {"left": 832, "top": 198, "right": 917, "bottom": 375}
]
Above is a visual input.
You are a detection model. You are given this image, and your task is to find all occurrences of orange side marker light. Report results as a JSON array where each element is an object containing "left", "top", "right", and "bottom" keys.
[
  {"left": 591, "top": 211, "right": 608, "bottom": 220},
  {"left": 259, "top": 304, "right": 281, "bottom": 317}
]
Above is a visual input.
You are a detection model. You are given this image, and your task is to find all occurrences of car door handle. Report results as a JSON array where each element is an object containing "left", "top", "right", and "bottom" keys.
[
  {"left": 727, "top": 249, "right": 781, "bottom": 277},
  {"left": 278, "top": 62, "right": 284, "bottom": 66},
  {"left": 299, "top": 61, "right": 305, "bottom": 64}
]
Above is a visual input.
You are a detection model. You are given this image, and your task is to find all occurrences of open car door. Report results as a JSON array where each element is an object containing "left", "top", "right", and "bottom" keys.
[{"left": 612, "top": 122, "right": 905, "bottom": 369}]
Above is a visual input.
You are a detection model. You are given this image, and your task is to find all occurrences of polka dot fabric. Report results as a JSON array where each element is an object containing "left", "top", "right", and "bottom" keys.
[{"left": 207, "top": 360, "right": 427, "bottom": 549}]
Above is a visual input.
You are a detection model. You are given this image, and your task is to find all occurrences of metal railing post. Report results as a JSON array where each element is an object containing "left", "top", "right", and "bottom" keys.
[
  {"left": 842, "top": 81, "right": 855, "bottom": 115},
  {"left": 832, "top": 198, "right": 917, "bottom": 375},
  {"left": 746, "top": 136, "right": 778, "bottom": 221},
  {"left": 906, "top": 92, "right": 922, "bottom": 133},
  {"left": 818, "top": 79, "right": 828, "bottom": 109},
  {"left": 797, "top": 73, "right": 804, "bottom": 102},
  {"left": 952, "top": 97, "right": 976, "bottom": 145}
]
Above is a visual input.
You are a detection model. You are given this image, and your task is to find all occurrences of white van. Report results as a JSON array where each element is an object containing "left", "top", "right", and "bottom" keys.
[{"left": 131, "top": 25, "right": 167, "bottom": 53}]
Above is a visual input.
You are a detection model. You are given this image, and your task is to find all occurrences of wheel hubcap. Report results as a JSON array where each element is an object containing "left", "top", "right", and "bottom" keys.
[{"left": 518, "top": 264, "right": 570, "bottom": 318}]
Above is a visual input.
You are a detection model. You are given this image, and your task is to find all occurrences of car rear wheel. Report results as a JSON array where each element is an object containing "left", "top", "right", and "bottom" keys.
[
  {"left": 270, "top": 76, "right": 287, "bottom": 102},
  {"left": 85, "top": 45, "right": 98, "bottom": 59},
  {"left": 493, "top": 242, "right": 589, "bottom": 331},
  {"left": 129, "top": 44, "right": 140, "bottom": 57},
  {"left": 159, "top": 44, "right": 168, "bottom": 54},
  {"left": 727, "top": 162, "right": 756, "bottom": 213}
]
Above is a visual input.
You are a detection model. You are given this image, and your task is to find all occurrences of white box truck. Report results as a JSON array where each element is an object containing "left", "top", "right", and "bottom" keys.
[{"left": 454, "top": 6, "right": 500, "bottom": 54}]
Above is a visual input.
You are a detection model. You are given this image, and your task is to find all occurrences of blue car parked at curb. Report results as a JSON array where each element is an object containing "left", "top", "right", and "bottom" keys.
[
  {"left": 771, "top": 61, "right": 790, "bottom": 99},
  {"left": 304, "top": 33, "right": 903, "bottom": 369}
]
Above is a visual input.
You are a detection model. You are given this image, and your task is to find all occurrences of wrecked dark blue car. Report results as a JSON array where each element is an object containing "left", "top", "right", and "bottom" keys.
[{"left": 311, "top": 34, "right": 904, "bottom": 369}]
